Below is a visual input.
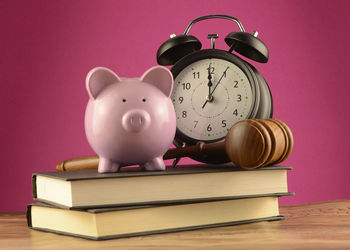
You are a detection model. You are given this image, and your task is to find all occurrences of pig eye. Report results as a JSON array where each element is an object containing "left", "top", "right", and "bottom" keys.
[
  {"left": 142, "top": 98, "right": 146, "bottom": 102},
  {"left": 122, "top": 99, "right": 126, "bottom": 102}
]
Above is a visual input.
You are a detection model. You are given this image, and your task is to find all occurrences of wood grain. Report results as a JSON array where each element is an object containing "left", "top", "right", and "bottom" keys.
[
  {"left": 267, "top": 118, "right": 294, "bottom": 164},
  {"left": 257, "top": 119, "right": 285, "bottom": 166},
  {"left": 1, "top": 200, "right": 350, "bottom": 249},
  {"left": 225, "top": 119, "right": 294, "bottom": 169},
  {"left": 226, "top": 119, "right": 272, "bottom": 168}
]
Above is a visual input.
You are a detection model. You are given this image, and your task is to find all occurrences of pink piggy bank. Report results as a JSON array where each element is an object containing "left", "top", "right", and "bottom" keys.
[{"left": 84, "top": 66, "right": 176, "bottom": 173}]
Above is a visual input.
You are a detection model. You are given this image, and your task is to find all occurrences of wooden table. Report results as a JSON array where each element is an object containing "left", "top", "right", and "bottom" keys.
[{"left": 1, "top": 200, "right": 350, "bottom": 249}]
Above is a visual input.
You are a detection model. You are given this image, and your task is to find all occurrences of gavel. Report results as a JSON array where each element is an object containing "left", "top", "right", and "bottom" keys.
[{"left": 56, "top": 118, "right": 293, "bottom": 171}]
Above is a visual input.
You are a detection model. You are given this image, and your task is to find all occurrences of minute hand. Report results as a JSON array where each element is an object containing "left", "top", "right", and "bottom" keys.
[{"left": 202, "top": 66, "right": 229, "bottom": 109}]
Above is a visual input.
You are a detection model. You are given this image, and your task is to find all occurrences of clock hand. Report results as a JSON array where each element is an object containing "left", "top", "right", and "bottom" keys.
[
  {"left": 202, "top": 66, "right": 229, "bottom": 109},
  {"left": 207, "top": 65, "right": 213, "bottom": 100},
  {"left": 210, "top": 66, "right": 229, "bottom": 96}
]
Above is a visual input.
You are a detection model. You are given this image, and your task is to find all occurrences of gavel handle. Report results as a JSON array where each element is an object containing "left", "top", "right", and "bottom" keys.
[
  {"left": 56, "top": 155, "right": 99, "bottom": 171},
  {"left": 56, "top": 141, "right": 227, "bottom": 171},
  {"left": 163, "top": 142, "right": 205, "bottom": 159},
  {"left": 164, "top": 141, "right": 226, "bottom": 159}
]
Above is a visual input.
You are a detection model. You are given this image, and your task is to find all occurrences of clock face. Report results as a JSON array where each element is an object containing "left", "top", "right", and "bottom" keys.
[{"left": 172, "top": 57, "right": 254, "bottom": 142}]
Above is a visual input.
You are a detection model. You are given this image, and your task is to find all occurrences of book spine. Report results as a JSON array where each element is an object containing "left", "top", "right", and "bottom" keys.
[
  {"left": 26, "top": 204, "right": 33, "bottom": 228},
  {"left": 32, "top": 174, "right": 37, "bottom": 199}
]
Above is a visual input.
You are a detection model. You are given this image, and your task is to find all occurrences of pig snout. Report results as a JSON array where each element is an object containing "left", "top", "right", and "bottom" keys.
[{"left": 121, "top": 109, "right": 151, "bottom": 133}]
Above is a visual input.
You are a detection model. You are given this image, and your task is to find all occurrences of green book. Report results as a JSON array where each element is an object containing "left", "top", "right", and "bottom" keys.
[
  {"left": 27, "top": 194, "right": 290, "bottom": 240},
  {"left": 32, "top": 164, "right": 291, "bottom": 209}
]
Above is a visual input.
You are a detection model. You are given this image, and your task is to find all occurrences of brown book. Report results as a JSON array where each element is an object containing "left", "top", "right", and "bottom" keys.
[
  {"left": 32, "top": 164, "right": 291, "bottom": 209},
  {"left": 27, "top": 194, "right": 288, "bottom": 240}
]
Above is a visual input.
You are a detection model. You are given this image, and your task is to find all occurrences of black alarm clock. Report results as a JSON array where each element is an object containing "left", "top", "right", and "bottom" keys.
[{"left": 157, "top": 14, "right": 273, "bottom": 164}]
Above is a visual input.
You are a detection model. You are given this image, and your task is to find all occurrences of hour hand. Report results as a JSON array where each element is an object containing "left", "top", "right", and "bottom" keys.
[
  {"left": 205, "top": 66, "right": 214, "bottom": 103},
  {"left": 207, "top": 65, "right": 213, "bottom": 94}
]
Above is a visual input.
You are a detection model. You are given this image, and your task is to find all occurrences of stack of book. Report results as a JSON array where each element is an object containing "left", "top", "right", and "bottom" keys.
[{"left": 27, "top": 164, "right": 293, "bottom": 240}]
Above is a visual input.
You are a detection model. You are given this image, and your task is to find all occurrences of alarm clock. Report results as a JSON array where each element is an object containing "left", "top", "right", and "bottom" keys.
[{"left": 157, "top": 14, "right": 273, "bottom": 163}]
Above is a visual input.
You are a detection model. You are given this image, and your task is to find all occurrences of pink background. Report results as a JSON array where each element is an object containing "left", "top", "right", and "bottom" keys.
[{"left": 1, "top": 0, "right": 349, "bottom": 212}]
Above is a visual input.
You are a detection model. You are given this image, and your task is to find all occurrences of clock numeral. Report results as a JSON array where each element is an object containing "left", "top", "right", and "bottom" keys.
[
  {"left": 192, "top": 72, "right": 200, "bottom": 79},
  {"left": 207, "top": 124, "right": 212, "bottom": 132},
  {"left": 233, "top": 109, "right": 238, "bottom": 116},
  {"left": 179, "top": 96, "right": 184, "bottom": 104},
  {"left": 194, "top": 120, "right": 198, "bottom": 128},
  {"left": 237, "top": 94, "right": 242, "bottom": 102},
  {"left": 182, "top": 82, "right": 191, "bottom": 90},
  {"left": 234, "top": 80, "right": 238, "bottom": 88},
  {"left": 221, "top": 120, "right": 227, "bottom": 127},
  {"left": 207, "top": 66, "right": 215, "bottom": 74},
  {"left": 182, "top": 111, "right": 187, "bottom": 118}
]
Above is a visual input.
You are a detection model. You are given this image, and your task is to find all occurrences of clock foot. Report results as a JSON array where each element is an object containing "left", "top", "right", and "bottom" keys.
[{"left": 172, "top": 157, "right": 181, "bottom": 168}]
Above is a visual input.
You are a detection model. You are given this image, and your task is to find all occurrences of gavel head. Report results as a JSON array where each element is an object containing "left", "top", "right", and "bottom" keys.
[{"left": 225, "top": 119, "right": 293, "bottom": 169}]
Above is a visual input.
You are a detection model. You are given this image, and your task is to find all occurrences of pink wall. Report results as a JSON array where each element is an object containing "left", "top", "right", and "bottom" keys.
[{"left": 1, "top": 0, "right": 349, "bottom": 212}]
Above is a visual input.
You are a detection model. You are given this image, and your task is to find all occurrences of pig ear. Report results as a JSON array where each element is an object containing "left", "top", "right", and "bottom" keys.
[
  {"left": 140, "top": 66, "right": 173, "bottom": 97},
  {"left": 86, "top": 67, "right": 121, "bottom": 99}
]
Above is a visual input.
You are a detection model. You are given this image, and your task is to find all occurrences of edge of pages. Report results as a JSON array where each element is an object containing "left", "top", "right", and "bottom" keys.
[
  {"left": 32, "top": 192, "right": 294, "bottom": 210},
  {"left": 26, "top": 208, "right": 284, "bottom": 241},
  {"left": 31, "top": 165, "right": 292, "bottom": 200}
]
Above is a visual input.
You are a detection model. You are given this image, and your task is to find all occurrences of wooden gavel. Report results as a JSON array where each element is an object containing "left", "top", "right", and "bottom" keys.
[{"left": 56, "top": 118, "right": 293, "bottom": 171}]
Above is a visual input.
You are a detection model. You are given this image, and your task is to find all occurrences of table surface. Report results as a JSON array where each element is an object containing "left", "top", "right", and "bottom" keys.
[{"left": 1, "top": 200, "right": 350, "bottom": 250}]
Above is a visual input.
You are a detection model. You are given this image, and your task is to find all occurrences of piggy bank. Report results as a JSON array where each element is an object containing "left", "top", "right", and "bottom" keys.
[{"left": 84, "top": 66, "right": 176, "bottom": 173}]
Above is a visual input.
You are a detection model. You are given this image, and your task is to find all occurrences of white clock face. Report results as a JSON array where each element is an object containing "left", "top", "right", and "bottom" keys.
[{"left": 172, "top": 58, "right": 254, "bottom": 142}]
